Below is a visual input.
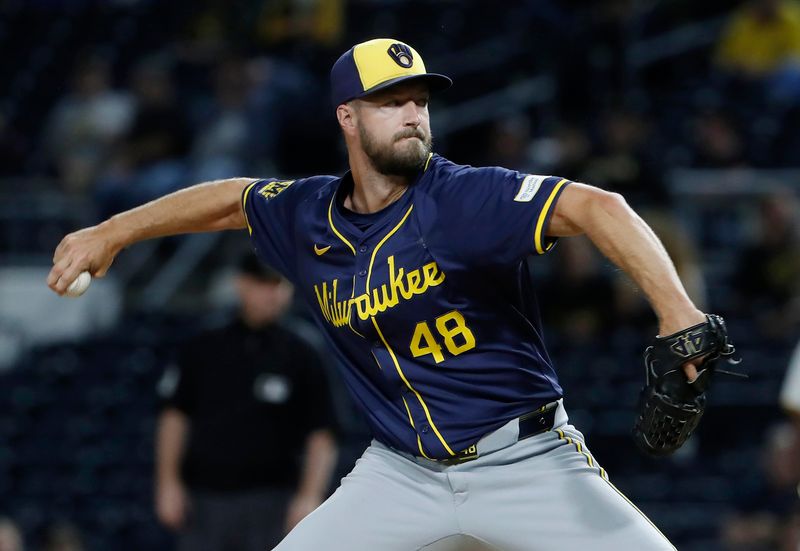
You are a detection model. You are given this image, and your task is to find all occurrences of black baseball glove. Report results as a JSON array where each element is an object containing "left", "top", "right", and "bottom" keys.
[{"left": 632, "top": 314, "right": 742, "bottom": 457}]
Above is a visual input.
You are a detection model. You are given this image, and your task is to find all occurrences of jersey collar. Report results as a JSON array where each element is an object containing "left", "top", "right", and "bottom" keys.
[{"left": 329, "top": 153, "right": 435, "bottom": 243}]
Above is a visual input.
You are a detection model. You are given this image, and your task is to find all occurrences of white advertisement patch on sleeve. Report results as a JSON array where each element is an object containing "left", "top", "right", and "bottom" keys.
[{"left": 513, "top": 175, "right": 547, "bottom": 202}]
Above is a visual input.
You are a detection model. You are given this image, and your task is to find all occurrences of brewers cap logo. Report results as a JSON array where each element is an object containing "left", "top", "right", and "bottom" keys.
[{"left": 387, "top": 43, "right": 414, "bottom": 68}]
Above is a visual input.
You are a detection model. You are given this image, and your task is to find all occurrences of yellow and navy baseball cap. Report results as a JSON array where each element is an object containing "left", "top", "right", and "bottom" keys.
[{"left": 330, "top": 38, "right": 452, "bottom": 107}]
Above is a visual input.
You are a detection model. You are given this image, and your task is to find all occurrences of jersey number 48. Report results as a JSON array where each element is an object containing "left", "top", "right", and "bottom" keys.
[{"left": 410, "top": 310, "right": 476, "bottom": 364}]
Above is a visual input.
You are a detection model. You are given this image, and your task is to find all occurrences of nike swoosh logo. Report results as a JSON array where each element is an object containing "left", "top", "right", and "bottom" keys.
[{"left": 314, "top": 244, "right": 331, "bottom": 256}]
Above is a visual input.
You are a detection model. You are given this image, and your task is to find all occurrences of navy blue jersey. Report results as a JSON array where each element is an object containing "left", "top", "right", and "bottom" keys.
[{"left": 242, "top": 154, "right": 572, "bottom": 460}]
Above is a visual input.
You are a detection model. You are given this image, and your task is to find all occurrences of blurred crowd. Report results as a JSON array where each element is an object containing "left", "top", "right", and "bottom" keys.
[
  {"left": 0, "top": 518, "right": 83, "bottom": 551},
  {"left": 0, "top": 0, "right": 798, "bottom": 195},
  {"left": 1, "top": 0, "right": 800, "bottom": 550}
]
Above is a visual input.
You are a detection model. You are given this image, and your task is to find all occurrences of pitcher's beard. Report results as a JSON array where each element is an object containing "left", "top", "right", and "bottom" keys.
[{"left": 360, "top": 126, "right": 433, "bottom": 178}]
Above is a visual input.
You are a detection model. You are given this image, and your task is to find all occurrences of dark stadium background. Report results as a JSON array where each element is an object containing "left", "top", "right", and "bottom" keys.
[{"left": 1, "top": 0, "right": 799, "bottom": 550}]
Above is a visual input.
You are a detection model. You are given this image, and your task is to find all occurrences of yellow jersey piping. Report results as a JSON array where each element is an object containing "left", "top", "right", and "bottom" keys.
[
  {"left": 366, "top": 204, "right": 414, "bottom": 290},
  {"left": 374, "top": 343, "right": 430, "bottom": 458},
  {"left": 241, "top": 181, "right": 259, "bottom": 235},
  {"left": 370, "top": 349, "right": 382, "bottom": 370},
  {"left": 347, "top": 275, "right": 366, "bottom": 338},
  {"left": 327, "top": 196, "right": 356, "bottom": 255},
  {"left": 362, "top": 201, "right": 454, "bottom": 456},
  {"left": 423, "top": 152, "right": 433, "bottom": 171},
  {"left": 371, "top": 316, "right": 455, "bottom": 456},
  {"left": 401, "top": 396, "right": 431, "bottom": 459},
  {"left": 534, "top": 178, "right": 568, "bottom": 254}
]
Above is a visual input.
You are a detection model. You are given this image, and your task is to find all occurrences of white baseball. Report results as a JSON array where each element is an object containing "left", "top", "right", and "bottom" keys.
[{"left": 65, "top": 271, "right": 91, "bottom": 298}]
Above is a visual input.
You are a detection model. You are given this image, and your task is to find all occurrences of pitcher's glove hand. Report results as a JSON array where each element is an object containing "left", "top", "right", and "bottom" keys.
[{"left": 632, "top": 314, "right": 742, "bottom": 457}]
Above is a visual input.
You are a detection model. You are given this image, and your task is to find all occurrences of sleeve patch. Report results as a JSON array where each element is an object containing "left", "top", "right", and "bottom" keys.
[
  {"left": 513, "top": 175, "right": 547, "bottom": 202},
  {"left": 258, "top": 180, "right": 295, "bottom": 200}
]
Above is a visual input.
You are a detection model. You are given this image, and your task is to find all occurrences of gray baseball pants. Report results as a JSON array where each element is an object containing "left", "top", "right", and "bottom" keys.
[{"left": 273, "top": 401, "right": 676, "bottom": 551}]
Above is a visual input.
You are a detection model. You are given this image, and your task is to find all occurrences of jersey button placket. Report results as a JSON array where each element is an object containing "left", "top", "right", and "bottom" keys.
[{"left": 357, "top": 244, "right": 368, "bottom": 276}]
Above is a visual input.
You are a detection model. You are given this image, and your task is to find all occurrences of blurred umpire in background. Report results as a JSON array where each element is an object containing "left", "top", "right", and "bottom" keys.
[{"left": 154, "top": 255, "right": 338, "bottom": 551}]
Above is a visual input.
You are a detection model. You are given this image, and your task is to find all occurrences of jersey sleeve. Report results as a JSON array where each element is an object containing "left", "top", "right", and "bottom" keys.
[
  {"left": 241, "top": 178, "right": 300, "bottom": 279},
  {"left": 441, "top": 166, "right": 572, "bottom": 265}
]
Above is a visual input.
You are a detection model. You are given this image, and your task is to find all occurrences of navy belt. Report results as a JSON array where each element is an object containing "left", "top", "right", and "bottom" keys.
[
  {"left": 518, "top": 400, "right": 559, "bottom": 440},
  {"left": 435, "top": 401, "right": 560, "bottom": 466}
]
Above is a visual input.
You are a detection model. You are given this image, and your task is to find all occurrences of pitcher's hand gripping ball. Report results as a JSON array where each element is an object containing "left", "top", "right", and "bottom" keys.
[
  {"left": 633, "top": 314, "right": 742, "bottom": 456},
  {"left": 65, "top": 271, "right": 91, "bottom": 298}
]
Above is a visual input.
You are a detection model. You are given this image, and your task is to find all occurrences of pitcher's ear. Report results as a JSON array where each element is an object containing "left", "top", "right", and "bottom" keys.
[{"left": 337, "top": 104, "right": 354, "bottom": 129}]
